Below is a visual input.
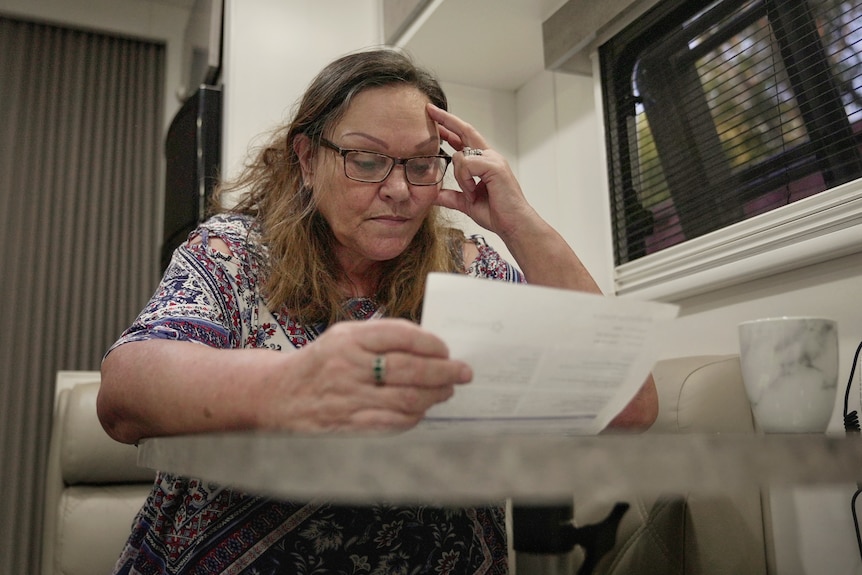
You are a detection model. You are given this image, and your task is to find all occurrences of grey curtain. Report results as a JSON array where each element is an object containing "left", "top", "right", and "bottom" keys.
[{"left": 0, "top": 16, "right": 164, "bottom": 574}]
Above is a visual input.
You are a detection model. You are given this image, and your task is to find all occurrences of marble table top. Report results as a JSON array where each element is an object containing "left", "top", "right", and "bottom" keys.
[{"left": 137, "top": 430, "right": 862, "bottom": 505}]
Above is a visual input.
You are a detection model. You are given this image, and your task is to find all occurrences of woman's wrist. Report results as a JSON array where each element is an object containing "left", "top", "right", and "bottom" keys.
[{"left": 501, "top": 217, "right": 602, "bottom": 293}]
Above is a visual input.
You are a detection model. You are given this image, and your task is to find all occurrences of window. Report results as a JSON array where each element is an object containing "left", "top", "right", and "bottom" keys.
[{"left": 601, "top": 0, "right": 862, "bottom": 297}]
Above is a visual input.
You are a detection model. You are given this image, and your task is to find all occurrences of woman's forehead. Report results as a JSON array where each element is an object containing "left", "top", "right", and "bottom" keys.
[
  {"left": 332, "top": 86, "right": 438, "bottom": 146},
  {"left": 352, "top": 85, "right": 421, "bottom": 111}
]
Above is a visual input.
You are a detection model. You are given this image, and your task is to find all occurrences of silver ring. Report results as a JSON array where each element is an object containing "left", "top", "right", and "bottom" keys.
[
  {"left": 372, "top": 355, "right": 386, "bottom": 386},
  {"left": 462, "top": 147, "right": 483, "bottom": 157}
]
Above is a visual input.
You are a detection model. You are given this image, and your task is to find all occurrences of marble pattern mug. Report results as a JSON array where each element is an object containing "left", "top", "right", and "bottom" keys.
[{"left": 737, "top": 317, "right": 839, "bottom": 433}]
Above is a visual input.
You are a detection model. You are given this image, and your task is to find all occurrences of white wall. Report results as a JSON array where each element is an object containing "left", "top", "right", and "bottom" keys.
[
  {"left": 221, "top": 0, "right": 382, "bottom": 185},
  {"left": 518, "top": 70, "right": 614, "bottom": 294},
  {"left": 438, "top": 81, "right": 518, "bottom": 264}
]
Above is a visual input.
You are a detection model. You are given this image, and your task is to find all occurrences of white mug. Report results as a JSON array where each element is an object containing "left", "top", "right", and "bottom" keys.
[{"left": 737, "top": 317, "right": 839, "bottom": 433}]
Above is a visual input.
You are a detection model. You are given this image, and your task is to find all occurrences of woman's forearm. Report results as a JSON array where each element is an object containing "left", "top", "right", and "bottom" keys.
[
  {"left": 98, "top": 340, "right": 286, "bottom": 444},
  {"left": 500, "top": 213, "right": 602, "bottom": 294},
  {"left": 604, "top": 374, "right": 659, "bottom": 431}
]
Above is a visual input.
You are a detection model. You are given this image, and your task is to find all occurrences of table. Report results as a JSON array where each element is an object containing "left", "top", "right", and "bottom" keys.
[
  {"left": 138, "top": 430, "right": 862, "bottom": 504},
  {"left": 137, "top": 431, "right": 862, "bottom": 574}
]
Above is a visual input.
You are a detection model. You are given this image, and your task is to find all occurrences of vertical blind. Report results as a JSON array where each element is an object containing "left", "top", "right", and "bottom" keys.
[
  {"left": 0, "top": 17, "right": 163, "bottom": 574},
  {"left": 601, "top": 0, "right": 862, "bottom": 265}
]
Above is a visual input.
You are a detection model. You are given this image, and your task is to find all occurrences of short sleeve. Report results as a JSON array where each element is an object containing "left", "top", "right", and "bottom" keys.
[
  {"left": 106, "top": 215, "right": 261, "bottom": 354},
  {"left": 465, "top": 235, "right": 525, "bottom": 283}
]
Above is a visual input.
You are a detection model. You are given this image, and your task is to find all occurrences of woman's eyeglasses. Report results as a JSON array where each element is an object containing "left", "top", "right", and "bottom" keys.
[{"left": 320, "top": 138, "right": 451, "bottom": 186}]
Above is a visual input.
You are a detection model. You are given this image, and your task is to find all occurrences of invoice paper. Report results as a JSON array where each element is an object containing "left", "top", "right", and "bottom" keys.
[{"left": 419, "top": 273, "right": 679, "bottom": 434}]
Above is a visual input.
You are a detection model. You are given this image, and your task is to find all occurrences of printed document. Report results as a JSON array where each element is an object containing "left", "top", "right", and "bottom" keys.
[{"left": 419, "top": 273, "right": 679, "bottom": 434}]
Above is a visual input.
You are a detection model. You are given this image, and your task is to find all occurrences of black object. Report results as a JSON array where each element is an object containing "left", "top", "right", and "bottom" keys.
[
  {"left": 161, "top": 85, "right": 222, "bottom": 272},
  {"left": 843, "top": 341, "right": 862, "bottom": 563},
  {"left": 512, "top": 502, "right": 629, "bottom": 575}
]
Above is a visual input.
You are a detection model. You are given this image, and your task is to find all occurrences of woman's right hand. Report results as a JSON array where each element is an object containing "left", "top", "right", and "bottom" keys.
[
  {"left": 99, "top": 320, "right": 471, "bottom": 444},
  {"left": 258, "top": 318, "right": 472, "bottom": 433}
]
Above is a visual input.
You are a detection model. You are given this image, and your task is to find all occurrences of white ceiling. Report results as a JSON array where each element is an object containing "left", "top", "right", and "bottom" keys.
[
  {"left": 134, "top": 0, "right": 562, "bottom": 92},
  {"left": 403, "top": 0, "right": 566, "bottom": 92}
]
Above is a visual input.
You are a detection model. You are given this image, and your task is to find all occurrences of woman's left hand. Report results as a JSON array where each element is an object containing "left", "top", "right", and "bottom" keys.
[
  {"left": 427, "top": 104, "right": 605, "bottom": 296},
  {"left": 427, "top": 103, "right": 537, "bottom": 239}
]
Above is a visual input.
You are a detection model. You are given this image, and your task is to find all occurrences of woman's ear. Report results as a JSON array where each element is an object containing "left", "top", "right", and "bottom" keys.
[{"left": 293, "top": 134, "right": 314, "bottom": 186}]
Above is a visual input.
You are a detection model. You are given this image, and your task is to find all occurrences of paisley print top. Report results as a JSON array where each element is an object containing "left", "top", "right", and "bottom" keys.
[{"left": 108, "top": 213, "right": 524, "bottom": 575}]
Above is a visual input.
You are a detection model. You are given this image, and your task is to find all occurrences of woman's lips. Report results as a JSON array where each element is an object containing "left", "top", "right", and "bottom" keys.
[{"left": 371, "top": 215, "right": 409, "bottom": 225}]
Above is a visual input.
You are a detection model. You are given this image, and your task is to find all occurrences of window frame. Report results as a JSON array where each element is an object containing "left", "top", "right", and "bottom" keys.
[
  {"left": 611, "top": 178, "right": 862, "bottom": 300},
  {"left": 598, "top": 0, "right": 862, "bottom": 301}
]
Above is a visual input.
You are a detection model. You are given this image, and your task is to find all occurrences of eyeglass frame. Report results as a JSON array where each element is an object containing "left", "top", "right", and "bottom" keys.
[{"left": 319, "top": 138, "right": 452, "bottom": 186}]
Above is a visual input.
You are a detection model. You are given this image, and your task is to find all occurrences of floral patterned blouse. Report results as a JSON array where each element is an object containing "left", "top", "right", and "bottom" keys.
[{"left": 108, "top": 213, "right": 524, "bottom": 575}]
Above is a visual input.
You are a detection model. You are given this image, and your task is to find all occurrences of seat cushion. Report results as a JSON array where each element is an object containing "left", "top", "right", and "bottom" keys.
[
  {"left": 651, "top": 355, "right": 755, "bottom": 434},
  {"left": 572, "top": 355, "right": 767, "bottom": 574},
  {"left": 51, "top": 484, "right": 150, "bottom": 575},
  {"left": 61, "top": 381, "right": 154, "bottom": 484}
]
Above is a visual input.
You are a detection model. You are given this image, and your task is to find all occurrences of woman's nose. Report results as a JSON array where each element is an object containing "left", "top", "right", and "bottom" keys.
[{"left": 379, "top": 165, "right": 411, "bottom": 201}]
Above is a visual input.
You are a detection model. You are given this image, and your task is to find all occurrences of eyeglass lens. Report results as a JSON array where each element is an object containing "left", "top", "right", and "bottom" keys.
[{"left": 344, "top": 151, "right": 447, "bottom": 185}]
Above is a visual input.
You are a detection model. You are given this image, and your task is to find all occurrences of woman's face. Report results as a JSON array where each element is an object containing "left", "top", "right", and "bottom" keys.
[{"left": 304, "top": 85, "right": 442, "bottom": 272}]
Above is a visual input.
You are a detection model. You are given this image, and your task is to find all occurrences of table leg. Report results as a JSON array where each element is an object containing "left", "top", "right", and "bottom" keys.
[{"left": 512, "top": 502, "right": 629, "bottom": 575}]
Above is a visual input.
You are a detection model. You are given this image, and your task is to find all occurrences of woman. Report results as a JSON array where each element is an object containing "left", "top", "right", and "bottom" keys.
[{"left": 99, "top": 48, "right": 657, "bottom": 575}]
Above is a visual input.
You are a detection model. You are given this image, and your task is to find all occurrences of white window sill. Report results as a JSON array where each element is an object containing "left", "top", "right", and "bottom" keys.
[{"left": 613, "top": 179, "right": 862, "bottom": 302}]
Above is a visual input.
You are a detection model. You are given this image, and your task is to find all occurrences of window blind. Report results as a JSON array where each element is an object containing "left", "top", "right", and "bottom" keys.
[
  {"left": 601, "top": 0, "right": 862, "bottom": 265},
  {"left": 0, "top": 17, "right": 163, "bottom": 574}
]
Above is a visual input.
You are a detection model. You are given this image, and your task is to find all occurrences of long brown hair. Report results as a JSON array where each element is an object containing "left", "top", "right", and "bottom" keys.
[{"left": 215, "top": 48, "right": 465, "bottom": 326}]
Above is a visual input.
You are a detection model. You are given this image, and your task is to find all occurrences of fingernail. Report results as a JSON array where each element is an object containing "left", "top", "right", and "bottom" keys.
[{"left": 459, "top": 364, "right": 473, "bottom": 383}]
